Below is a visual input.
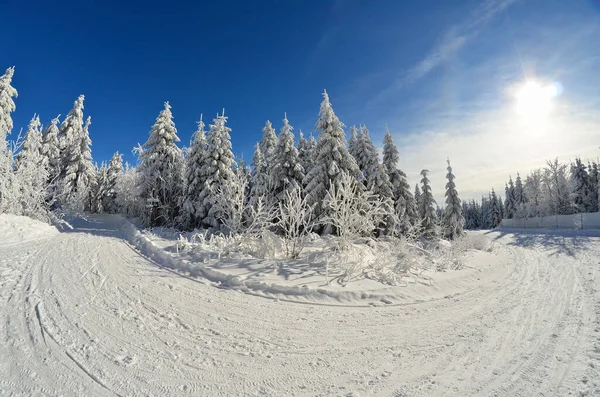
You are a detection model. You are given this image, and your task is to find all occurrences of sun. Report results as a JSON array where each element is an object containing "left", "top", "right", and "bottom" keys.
[{"left": 514, "top": 81, "right": 558, "bottom": 120}]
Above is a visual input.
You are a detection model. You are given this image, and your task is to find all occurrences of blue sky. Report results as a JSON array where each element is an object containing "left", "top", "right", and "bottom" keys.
[{"left": 5, "top": 0, "right": 600, "bottom": 200}]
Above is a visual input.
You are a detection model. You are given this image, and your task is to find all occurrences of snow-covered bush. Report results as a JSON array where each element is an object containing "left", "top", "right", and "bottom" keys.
[{"left": 275, "top": 186, "right": 315, "bottom": 258}]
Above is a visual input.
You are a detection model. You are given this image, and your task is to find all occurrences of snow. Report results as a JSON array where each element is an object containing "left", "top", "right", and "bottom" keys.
[{"left": 1, "top": 214, "right": 599, "bottom": 396}]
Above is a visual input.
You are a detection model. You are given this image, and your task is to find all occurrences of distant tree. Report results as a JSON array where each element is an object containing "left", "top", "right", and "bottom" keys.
[
  {"left": 41, "top": 115, "right": 61, "bottom": 197},
  {"left": 249, "top": 143, "right": 269, "bottom": 209}
]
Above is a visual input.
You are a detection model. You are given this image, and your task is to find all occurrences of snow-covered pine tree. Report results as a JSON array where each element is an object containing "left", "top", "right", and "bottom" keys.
[
  {"left": 414, "top": 183, "right": 422, "bottom": 208},
  {"left": 57, "top": 95, "right": 85, "bottom": 173},
  {"left": 504, "top": 176, "right": 516, "bottom": 219},
  {"left": 91, "top": 163, "right": 108, "bottom": 213},
  {"left": 60, "top": 113, "right": 96, "bottom": 211},
  {"left": 137, "top": 102, "right": 184, "bottom": 225},
  {"left": 442, "top": 159, "right": 464, "bottom": 240},
  {"left": 0, "top": 67, "right": 18, "bottom": 211},
  {"left": 303, "top": 90, "right": 360, "bottom": 232},
  {"left": 513, "top": 173, "right": 525, "bottom": 211},
  {"left": 249, "top": 143, "right": 270, "bottom": 208},
  {"left": 353, "top": 125, "right": 378, "bottom": 187},
  {"left": 351, "top": 125, "right": 395, "bottom": 233},
  {"left": 382, "top": 125, "right": 418, "bottom": 231},
  {"left": 348, "top": 125, "right": 360, "bottom": 161},
  {"left": 102, "top": 152, "right": 123, "bottom": 213},
  {"left": 42, "top": 116, "right": 61, "bottom": 191},
  {"left": 490, "top": 189, "right": 501, "bottom": 227},
  {"left": 259, "top": 120, "right": 277, "bottom": 167},
  {"left": 297, "top": 130, "right": 314, "bottom": 178},
  {"left": 588, "top": 162, "right": 599, "bottom": 212},
  {"left": 180, "top": 115, "right": 208, "bottom": 229},
  {"left": 570, "top": 158, "right": 592, "bottom": 212},
  {"left": 115, "top": 162, "right": 140, "bottom": 217},
  {"left": 271, "top": 114, "right": 304, "bottom": 201},
  {"left": 14, "top": 114, "right": 49, "bottom": 219},
  {"left": 418, "top": 169, "right": 437, "bottom": 236},
  {"left": 543, "top": 158, "right": 574, "bottom": 216},
  {"left": 197, "top": 111, "right": 235, "bottom": 229}
]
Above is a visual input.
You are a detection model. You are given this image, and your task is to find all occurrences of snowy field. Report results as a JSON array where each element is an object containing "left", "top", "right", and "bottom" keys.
[{"left": 0, "top": 214, "right": 599, "bottom": 396}]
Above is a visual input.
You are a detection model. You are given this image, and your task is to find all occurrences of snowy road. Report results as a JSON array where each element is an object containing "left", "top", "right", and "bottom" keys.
[{"left": 1, "top": 216, "right": 598, "bottom": 396}]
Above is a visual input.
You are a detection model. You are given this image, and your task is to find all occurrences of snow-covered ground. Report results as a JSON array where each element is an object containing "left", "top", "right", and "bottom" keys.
[{"left": 0, "top": 214, "right": 598, "bottom": 396}]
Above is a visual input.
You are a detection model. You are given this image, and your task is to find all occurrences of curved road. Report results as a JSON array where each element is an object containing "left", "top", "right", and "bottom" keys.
[{"left": 1, "top": 216, "right": 598, "bottom": 396}]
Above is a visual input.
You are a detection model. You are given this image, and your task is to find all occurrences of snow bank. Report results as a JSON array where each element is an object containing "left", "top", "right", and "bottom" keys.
[
  {"left": 118, "top": 217, "right": 506, "bottom": 306},
  {"left": 0, "top": 213, "right": 58, "bottom": 247}
]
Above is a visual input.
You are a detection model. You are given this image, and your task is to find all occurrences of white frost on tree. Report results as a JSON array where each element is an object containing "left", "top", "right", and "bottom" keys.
[
  {"left": 418, "top": 169, "right": 437, "bottom": 236},
  {"left": 42, "top": 115, "right": 61, "bottom": 192},
  {"left": 60, "top": 112, "right": 96, "bottom": 211},
  {"left": 442, "top": 159, "right": 464, "bottom": 240},
  {"left": 249, "top": 143, "right": 270, "bottom": 209},
  {"left": 303, "top": 90, "right": 360, "bottom": 231},
  {"left": 382, "top": 126, "right": 418, "bottom": 232},
  {"left": 297, "top": 130, "right": 315, "bottom": 179},
  {"left": 14, "top": 114, "right": 49, "bottom": 219},
  {"left": 271, "top": 113, "right": 304, "bottom": 201},
  {"left": 102, "top": 152, "right": 123, "bottom": 213},
  {"left": 137, "top": 102, "right": 184, "bottom": 225},
  {"left": 259, "top": 120, "right": 277, "bottom": 167},
  {"left": 0, "top": 67, "right": 18, "bottom": 211},
  {"left": 180, "top": 115, "right": 208, "bottom": 229},
  {"left": 197, "top": 111, "right": 235, "bottom": 229}
]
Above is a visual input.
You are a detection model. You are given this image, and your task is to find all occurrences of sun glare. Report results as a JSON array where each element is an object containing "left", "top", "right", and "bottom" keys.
[{"left": 515, "top": 81, "right": 558, "bottom": 120}]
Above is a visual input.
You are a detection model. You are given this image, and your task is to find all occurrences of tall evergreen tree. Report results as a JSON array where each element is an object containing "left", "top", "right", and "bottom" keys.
[
  {"left": 137, "top": 102, "right": 184, "bottom": 225},
  {"left": 0, "top": 67, "right": 18, "bottom": 210},
  {"left": 382, "top": 126, "right": 418, "bottom": 231},
  {"left": 102, "top": 152, "right": 123, "bottom": 213},
  {"left": 259, "top": 120, "right": 277, "bottom": 166},
  {"left": 504, "top": 176, "right": 516, "bottom": 219},
  {"left": 271, "top": 114, "right": 304, "bottom": 201},
  {"left": 249, "top": 143, "right": 269, "bottom": 208},
  {"left": 42, "top": 115, "right": 61, "bottom": 188},
  {"left": 180, "top": 115, "right": 208, "bottom": 228},
  {"left": 570, "top": 158, "right": 592, "bottom": 212},
  {"left": 303, "top": 90, "right": 360, "bottom": 230},
  {"left": 60, "top": 112, "right": 96, "bottom": 210},
  {"left": 197, "top": 111, "right": 235, "bottom": 228},
  {"left": 14, "top": 114, "right": 48, "bottom": 218},
  {"left": 442, "top": 159, "right": 464, "bottom": 240},
  {"left": 414, "top": 183, "right": 422, "bottom": 208},
  {"left": 348, "top": 125, "right": 360, "bottom": 161},
  {"left": 418, "top": 169, "right": 437, "bottom": 236},
  {"left": 588, "top": 162, "right": 599, "bottom": 212}
]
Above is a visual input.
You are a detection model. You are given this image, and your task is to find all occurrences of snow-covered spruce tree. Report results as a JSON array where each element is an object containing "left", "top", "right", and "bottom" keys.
[
  {"left": 0, "top": 67, "right": 18, "bottom": 211},
  {"left": 137, "top": 102, "right": 184, "bottom": 225},
  {"left": 352, "top": 125, "right": 395, "bottom": 233},
  {"left": 588, "top": 162, "right": 599, "bottom": 212},
  {"left": 348, "top": 125, "right": 360, "bottom": 161},
  {"left": 197, "top": 112, "right": 235, "bottom": 229},
  {"left": 102, "top": 152, "right": 123, "bottom": 213},
  {"left": 115, "top": 162, "right": 141, "bottom": 217},
  {"left": 91, "top": 163, "right": 108, "bottom": 213},
  {"left": 418, "top": 169, "right": 437, "bottom": 236},
  {"left": 382, "top": 125, "right": 418, "bottom": 231},
  {"left": 57, "top": 95, "right": 85, "bottom": 171},
  {"left": 443, "top": 159, "right": 464, "bottom": 240},
  {"left": 41, "top": 116, "right": 61, "bottom": 196},
  {"left": 490, "top": 189, "right": 502, "bottom": 227},
  {"left": 414, "top": 183, "right": 422, "bottom": 208},
  {"left": 259, "top": 120, "right": 277, "bottom": 167},
  {"left": 249, "top": 143, "right": 270, "bottom": 208},
  {"left": 504, "top": 176, "right": 516, "bottom": 219},
  {"left": 297, "top": 130, "right": 310, "bottom": 175},
  {"left": 60, "top": 114, "right": 96, "bottom": 211},
  {"left": 543, "top": 158, "right": 575, "bottom": 216},
  {"left": 13, "top": 114, "right": 49, "bottom": 219},
  {"left": 180, "top": 115, "right": 208, "bottom": 229},
  {"left": 570, "top": 157, "right": 592, "bottom": 213},
  {"left": 271, "top": 114, "right": 304, "bottom": 201},
  {"left": 513, "top": 172, "right": 525, "bottom": 214},
  {"left": 302, "top": 90, "right": 361, "bottom": 233}
]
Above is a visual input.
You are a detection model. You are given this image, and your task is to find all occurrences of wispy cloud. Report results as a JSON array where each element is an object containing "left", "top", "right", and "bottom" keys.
[
  {"left": 408, "top": 0, "right": 518, "bottom": 83},
  {"left": 367, "top": 0, "right": 518, "bottom": 108}
]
